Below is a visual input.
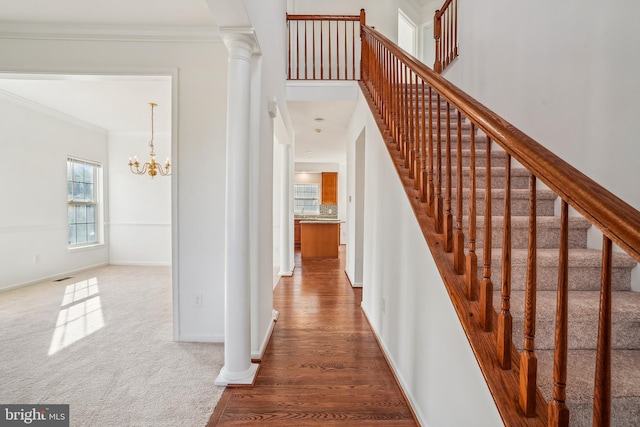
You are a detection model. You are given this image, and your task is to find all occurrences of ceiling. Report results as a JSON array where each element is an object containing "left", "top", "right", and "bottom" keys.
[{"left": 0, "top": 0, "right": 355, "bottom": 165}]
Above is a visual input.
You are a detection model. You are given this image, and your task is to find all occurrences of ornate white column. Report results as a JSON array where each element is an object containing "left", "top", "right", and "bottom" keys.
[
  {"left": 279, "top": 142, "right": 294, "bottom": 276},
  {"left": 215, "top": 32, "right": 259, "bottom": 386}
]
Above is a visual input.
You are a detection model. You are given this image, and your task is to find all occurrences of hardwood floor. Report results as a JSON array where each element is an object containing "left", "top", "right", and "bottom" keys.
[{"left": 207, "top": 246, "right": 417, "bottom": 426}]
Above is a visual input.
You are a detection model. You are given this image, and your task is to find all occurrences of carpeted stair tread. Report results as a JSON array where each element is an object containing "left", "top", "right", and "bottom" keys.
[
  {"left": 478, "top": 248, "right": 635, "bottom": 291},
  {"left": 464, "top": 215, "right": 591, "bottom": 250},
  {"left": 536, "top": 349, "right": 640, "bottom": 427},
  {"left": 453, "top": 188, "right": 557, "bottom": 216},
  {"left": 452, "top": 167, "right": 531, "bottom": 189},
  {"left": 503, "top": 290, "right": 640, "bottom": 350}
]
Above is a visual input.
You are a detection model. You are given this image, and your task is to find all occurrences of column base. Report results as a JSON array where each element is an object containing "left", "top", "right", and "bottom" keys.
[
  {"left": 214, "top": 363, "right": 259, "bottom": 387},
  {"left": 278, "top": 269, "right": 294, "bottom": 277}
]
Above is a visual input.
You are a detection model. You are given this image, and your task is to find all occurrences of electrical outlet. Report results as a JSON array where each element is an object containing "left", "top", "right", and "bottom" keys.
[{"left": 193, "top": 293, "right": 203, "bottom": 308}]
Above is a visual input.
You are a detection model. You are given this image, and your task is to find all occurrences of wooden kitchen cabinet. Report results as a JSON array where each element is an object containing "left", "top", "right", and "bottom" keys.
[
  {"left": 294, "top": 220, "right": 301, "bottom": 247},
  {"left": 321, "top": 172, "right": 338, "bottom": 205}
]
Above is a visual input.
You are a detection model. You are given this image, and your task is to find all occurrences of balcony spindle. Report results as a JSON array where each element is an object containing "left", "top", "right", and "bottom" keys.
[
  {"left": 443, "top": 101, "right": 453, "bottom": 251},
  {"left": 519, "top": 174, "right": 538, "bottom": 417},
  {"left": 497, "top": 154, "right": 512, "bottom": 369},
  {"left": 593, "top": 236, "right": 613, "bottom": 427},
  {"left": 479, "top": 137, "right": 493, "bottom": 332},
  {"left": 466, "top": 124, "right": 478, "bottom": 300},
  {"left": 453, "top": 111, "right": 464, "bottom": 274},
  {"left": 549, "top": 200, "right": 570, "bottom": 427},
  {"left": 435, "top": 93, "right": 444, "bottom": 233}
]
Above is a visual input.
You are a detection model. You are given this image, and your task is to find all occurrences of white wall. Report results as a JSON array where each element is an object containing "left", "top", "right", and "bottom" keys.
[
  {"left": 0, "top": 36, "right": 229, "bottom": 341},
  {"left": 346, "top": 90, "right": 503, "bottom": 427},
  {"left": 108, "top": 131, "right": 171, "bottom": 266},
  {"left": 0, "top": 94, "right": 109, "bottom": 290},
  {"left": 443, "top": 0, "right": 640, "bottom": 210}
]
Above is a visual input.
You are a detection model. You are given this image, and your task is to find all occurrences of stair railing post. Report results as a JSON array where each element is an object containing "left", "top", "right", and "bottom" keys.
[{"left": 434, "top": 10, "right": 442, "bottom": 73}]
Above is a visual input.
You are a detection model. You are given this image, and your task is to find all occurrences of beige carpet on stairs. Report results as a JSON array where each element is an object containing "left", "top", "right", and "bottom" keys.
[{"left": 0, "top": 265, "right": 224, "bottom": 427}]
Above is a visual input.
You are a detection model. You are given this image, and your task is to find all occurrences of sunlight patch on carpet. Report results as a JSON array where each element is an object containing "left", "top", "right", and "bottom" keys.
[{"left": 48, "top": 278, "right": 105, "bottom": 355}]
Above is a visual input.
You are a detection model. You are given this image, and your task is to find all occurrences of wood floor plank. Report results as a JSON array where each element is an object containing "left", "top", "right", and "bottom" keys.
[{"left": 207, "top": 246, "right": 418, "bottom": 426}]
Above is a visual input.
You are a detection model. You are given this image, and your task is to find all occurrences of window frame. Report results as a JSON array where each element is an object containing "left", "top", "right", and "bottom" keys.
[
  {"left": 293, "top": 183, "right": 320, "bottom": 215},
  {"left": 67, "top": 157, "right": 102, "bottom": 248}
]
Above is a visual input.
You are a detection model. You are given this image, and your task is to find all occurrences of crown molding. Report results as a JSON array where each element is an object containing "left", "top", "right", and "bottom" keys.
[{"left": 0, "top": 22, "right": 222, "bottom": 43}]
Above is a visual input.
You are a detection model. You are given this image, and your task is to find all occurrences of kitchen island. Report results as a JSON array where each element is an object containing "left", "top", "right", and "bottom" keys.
[{"left": 299, "top": 220, "right": 340, "bottom": 258}]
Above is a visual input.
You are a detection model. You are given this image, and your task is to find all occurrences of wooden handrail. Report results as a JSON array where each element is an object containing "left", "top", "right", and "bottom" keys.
[
  {"left": 362, "top": 25, "right": 640, "bottom": 262},
  {"left": 434, "top": 0, "right": 455, "bottom": 20}
]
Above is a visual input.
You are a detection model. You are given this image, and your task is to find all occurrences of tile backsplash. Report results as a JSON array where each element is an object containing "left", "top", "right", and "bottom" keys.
[{"left": 319, "top": 204, "right": 338, "bottom": 217}]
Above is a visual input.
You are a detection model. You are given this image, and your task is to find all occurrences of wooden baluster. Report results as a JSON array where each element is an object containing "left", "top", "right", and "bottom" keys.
[
  {"left": 320, "top": 21, "right": 324, "bottom": 79},
  {"left": 519, "top": 174, "right": 538, "bottom": 417},
  {"left": 328, "top": 21, "right": 332, "bottom": 80},
  {"left": 443, "top": 101, "right": 453, "bottom": 251},
  {"left": 395, "top": 58, "right": 401, "bottom": 151},
  {"left": 434, "top": 10, "right": 442, "bottom": 73},
  {"left": 415, "top": 75, "right": 421, "bottom": 189},
  {"left": 287, "top": 18, "right": 291, "bottom": 79},
  {"left": 593, "top": 236, "right": 612, "bottom": 427},
  {"left": 304, "top": 20, "right": 308, "bottom": 79},
  {"left": 296, "top": 20, "right": 300, "bottom": 79},
  {"left": 454, "top": 0, "right": 458, "bottom": 57},
  {"left": 400, "top": 62, "right": 406, "bottom": 154},
  {"left": 427, "top": 86, "right": 435, "bottom": 216},
  {"left": 312, "top": 21, "right": 316, "bottom": 80},
  {"left": 404, "top": 65, "right": 410, "bottom": 168},
  {"left": 384, "top": 49, "right": 389, "bottom": 129},
  {"left": 453, "top": 111, "right": 464, "bottom": 274},
  {"left": 435, "top": 93, "right": 443, "bottom": 233},
  {"left": 352, "top": 21, "right": 356, "bottom": 80},
  {"left": 448, "top": 6, "right": 453, "bottom": 63},
  {"left": 336, "top": 20, "right": 340, "bottom": 80},
  {"left": 479, "top": 137, "right": 493, "bottom": 332},
  {"left": 359, "top": 9, "right": 366, "bottom": 80},
  {"left": 408, "top": 70, "right": 416, "bottom": 180},
  {"left": 344, "top": 20, "right": 347, "bottom": 80},
  {"left": 465, "top": 124, "right": 478, "bottom": 300},
  {"left": 497, "top": 154, "right": 512, "bottom": 369},
  {"left": 420, "top": 80, "right": 428, "bottom": 203},
  {"left": 549, "top": 200, "right": 570, "bottom": 427}
]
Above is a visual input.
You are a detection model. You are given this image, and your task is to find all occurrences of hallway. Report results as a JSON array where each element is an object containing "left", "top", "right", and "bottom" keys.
[{"left": 207, "top": 246, "right": 417, "bottom": 426}]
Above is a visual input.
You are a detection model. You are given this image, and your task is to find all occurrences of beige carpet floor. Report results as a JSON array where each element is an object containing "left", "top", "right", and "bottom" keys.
[{"left": 0, "top": 265, "right": 224, "bottom": 427}]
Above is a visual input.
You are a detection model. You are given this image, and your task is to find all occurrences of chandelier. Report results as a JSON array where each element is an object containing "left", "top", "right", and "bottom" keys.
[{"left": 128, "top": 102, "right": 171, "bottom": 178}]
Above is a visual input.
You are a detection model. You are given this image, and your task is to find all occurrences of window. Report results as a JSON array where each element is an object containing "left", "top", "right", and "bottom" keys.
[
  {"left": 294, "top": 184, "right": 320, "bottom": 215},
  {"left": 67, "top": 158, "right": 101, "bottom": 246}
]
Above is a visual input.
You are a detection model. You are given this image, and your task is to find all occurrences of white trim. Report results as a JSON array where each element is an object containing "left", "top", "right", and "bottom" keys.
[
  {"left": 109, "top": 261, "right": 171, "bottom": 267},
  {"left": 0, "top": 22, "right": 221, "bottom": 43},
  {"left": 252, "top": 309, "right": 279, "bottom": 360},
  {"left": 0, "top": 224, "right": 64, "bottom": 234},
  {"left": 178, "top": 333, "right": 224, "bottom": 343},
  {"left": 108, "top": 222, "right": 171, "bottom": 227},
  {"left": 0, "top": 261, "right": 110, "bottom": 293}
]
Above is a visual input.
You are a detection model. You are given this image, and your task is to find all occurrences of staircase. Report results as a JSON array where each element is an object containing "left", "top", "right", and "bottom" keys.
[
  {"left": 447, "top": 119, "right": 640, "bottom": 426},
  {"left": 372, "top": 79, "right": 640, "bottom": 425}
]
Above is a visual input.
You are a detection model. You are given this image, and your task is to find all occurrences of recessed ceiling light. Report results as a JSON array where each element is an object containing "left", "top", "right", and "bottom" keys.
[
  {"left": 314, "top": 128, "right": 322, "bottom": 133},
  {"left": 305, "top": 151, "right": 313, "bottom": 154},
  {"left": 314, "top": 117, "right": 324, "bottom": 122}
]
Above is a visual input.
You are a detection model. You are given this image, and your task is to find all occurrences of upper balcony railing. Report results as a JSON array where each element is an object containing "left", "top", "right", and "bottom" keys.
[{"left": 286, "top": 11, "right": 365, "bottom": 80}]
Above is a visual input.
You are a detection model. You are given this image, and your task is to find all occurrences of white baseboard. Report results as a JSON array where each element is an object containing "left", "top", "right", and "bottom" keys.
[
  {"left": 252, "top": 309, "right": 279, "bottom": 360},
  {"left": 109, "top": 261, "right": 172, "bottom": 267},
  {"left": 361, "top": 305, "right": 426, "bottom": 426},
  {"left": 177, "top": 333, "right": 224, "bottom": 343},
  {"left": 0, "top": 261, "right": 110, "bottom": 293}
]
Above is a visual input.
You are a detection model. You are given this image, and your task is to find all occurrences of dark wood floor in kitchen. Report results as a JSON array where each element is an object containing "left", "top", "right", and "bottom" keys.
[{"left": 207, "top": 246, "right": 417, "bottom": 426}]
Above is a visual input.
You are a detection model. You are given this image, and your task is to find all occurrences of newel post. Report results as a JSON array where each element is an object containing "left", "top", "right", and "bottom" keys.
[
  {"left": 433, "top": 10, "right": 442, "bottom": 73},
  {"left": 359, "top": 9, "right": 366, "bottom": 80}
]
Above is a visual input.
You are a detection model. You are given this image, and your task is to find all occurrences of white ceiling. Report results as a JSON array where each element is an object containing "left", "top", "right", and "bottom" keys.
[{"left": 0, "top": 0, "right": 354, "bottom": 165}]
